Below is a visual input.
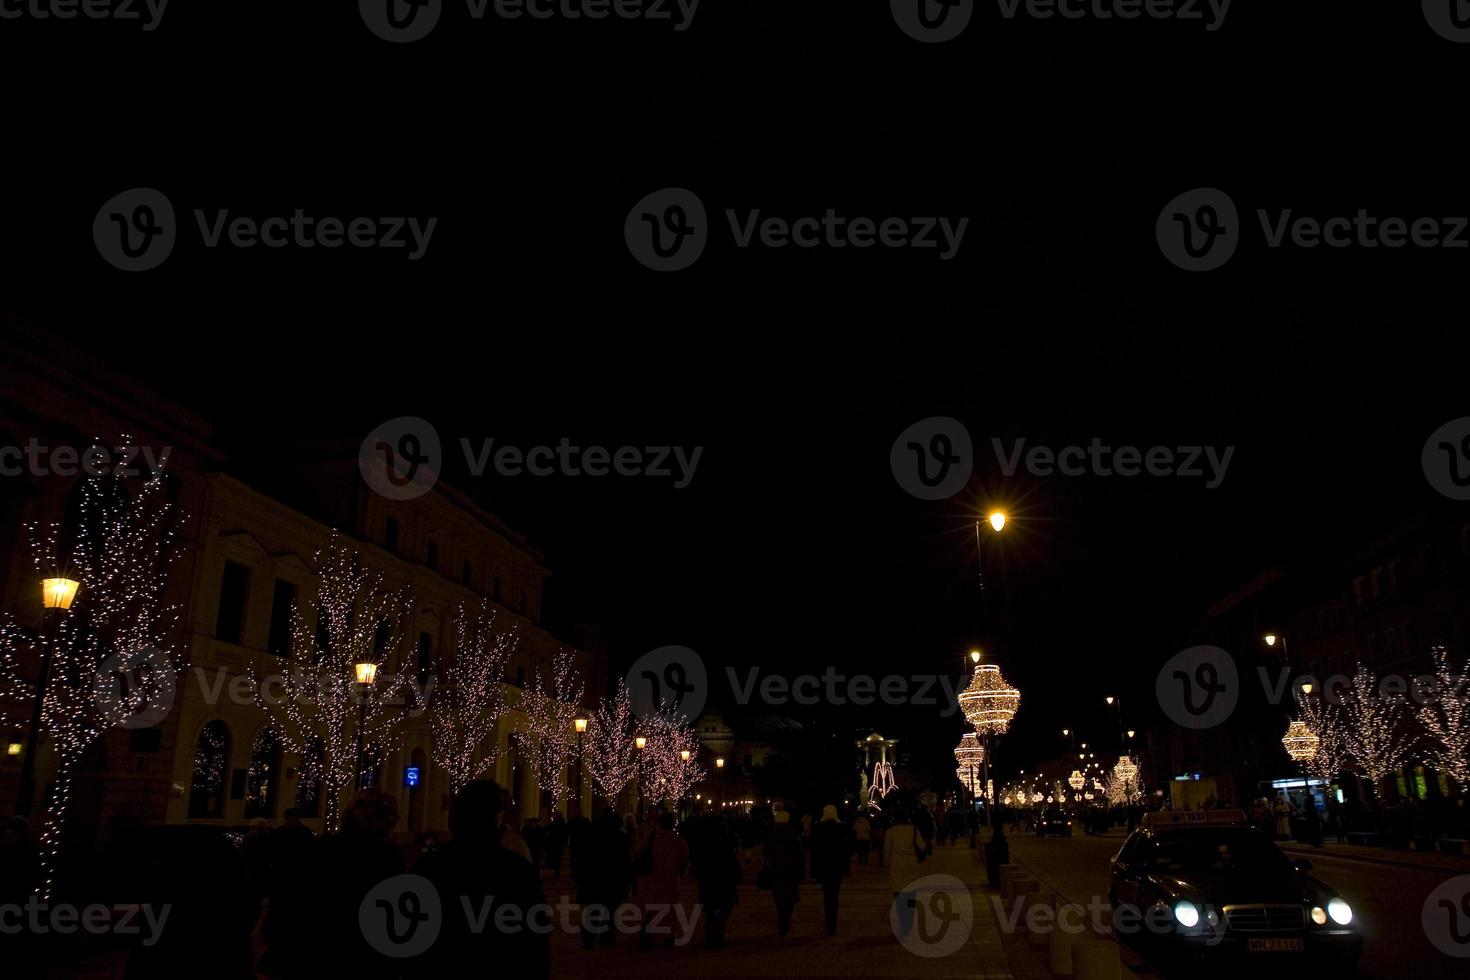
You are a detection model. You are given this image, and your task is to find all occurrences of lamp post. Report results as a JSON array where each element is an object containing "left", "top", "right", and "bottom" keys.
[
  {"left": 634, "top": 735, "right": 647, "bottom": 820},
  {"left": 975, "top": 511, "right": 1007, "bottom": 591},
  {"left": 573, "top": 717, "right": 588, "bottom": 815},
  {"left": 353, "top": 662, "right": 378, "bottom": 790},
  {"left": 715, "top": 756, "right": 725, "bottom": 808},
  {"left": 958, "top": 650, "right": 1020, "bottom": 828},
  {"left": 17, "top": 577, "right": 81, "bottom": 818}
]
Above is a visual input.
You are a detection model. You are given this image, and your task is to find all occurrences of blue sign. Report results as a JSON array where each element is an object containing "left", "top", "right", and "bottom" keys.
[{"left": 404, "top": 766, "right": 421, "bottom": 788}]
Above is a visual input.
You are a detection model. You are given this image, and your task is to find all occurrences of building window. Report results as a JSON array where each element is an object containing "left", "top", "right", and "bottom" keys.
[
  {"left": 189, "top": 720, "right": 231, "bottom": 819},
  {"left": 385, "top": 516, "right": 399, "bottom": 554},
  {"left": 267, "top": 579, "right": 297, "bottom": 657},
  {"left": 245, "top": 727, "right": 282, "bottom": 819},
  {"left": 215, "top": 561, "right": 250, "bottom": 644},
  {"left": 427, "top": 540, "right": 439, "bottom": 572}
]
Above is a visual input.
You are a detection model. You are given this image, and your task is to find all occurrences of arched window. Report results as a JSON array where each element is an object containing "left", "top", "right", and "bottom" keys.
[
  {"left": 188, "top": 720, "right": 230, "bottom": 818},
  {"left": 245, "top": 727, "right": 282, "bottom": 819},
  {"left": 294, "top": 737, "right": 326, "bottom": 817}
]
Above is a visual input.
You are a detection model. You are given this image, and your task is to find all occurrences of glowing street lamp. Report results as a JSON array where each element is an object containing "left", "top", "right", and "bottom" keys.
[
  {"left": 42, "top": 578, "right": 81, "bottom": 610},
  {"left": 353, "top": 661, "right": 378, "bottom": 790},
  {"left": 988, "top": 511, "right": 1007, "bottom": 533},
  {"left": 18, "top": 577, "right": 82, "bottom": 817}
]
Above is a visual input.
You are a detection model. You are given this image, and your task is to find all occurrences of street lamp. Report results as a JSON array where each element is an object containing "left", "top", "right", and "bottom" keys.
[
  {"left": 353, "top": 662, "right": 377, "bottom": 790},
  {"left": 17, "top": 576, "right": 81, "bottom": 817},
  {"left": 975, "top": 511, "right": 1007, "bottom": 589},
  {"left": 573, "top": 717, "right": 588, "bottom": 814}
]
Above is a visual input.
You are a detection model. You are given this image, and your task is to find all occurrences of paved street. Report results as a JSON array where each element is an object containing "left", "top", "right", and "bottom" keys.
[{"left": 1006, "top": 829, "right": 1466, "bottom": 979}]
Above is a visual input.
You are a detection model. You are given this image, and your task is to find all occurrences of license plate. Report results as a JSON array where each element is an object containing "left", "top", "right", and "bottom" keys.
[{"left": 1247, "top": 938, "right": 1304, "bottom": 953}]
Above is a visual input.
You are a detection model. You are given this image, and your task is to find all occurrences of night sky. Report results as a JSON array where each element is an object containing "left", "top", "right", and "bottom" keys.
[{"left": 3, "top": 2, "right": 1465, "bottom": 782}]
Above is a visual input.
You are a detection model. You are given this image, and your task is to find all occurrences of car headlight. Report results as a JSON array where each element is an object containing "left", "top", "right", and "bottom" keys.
[
  {"left": 1174, "top": 901, "right": 1201, "bottom": 929},
  {"left": 1311, "top": 906, "right": 1328, "bottom": 925},
  {"left": 1327, "top": 898, "right": 1352, "bottom": 925}
]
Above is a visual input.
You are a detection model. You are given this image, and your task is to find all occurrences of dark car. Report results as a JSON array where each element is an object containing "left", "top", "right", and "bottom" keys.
[
  {"left": 1036, "top": 808, "right": 1073, "bottom": 837},
  {"left": 1108, "top": 810, "right": 1360, "bottom": 969}
]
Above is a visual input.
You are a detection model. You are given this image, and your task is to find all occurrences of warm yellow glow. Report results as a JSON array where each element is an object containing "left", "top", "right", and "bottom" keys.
[
  {"left": 969, "top": 649, "right": 982, "bottom": 664},
  {"left": 41, "top": 577, "right": 80, "bottom": 610},
  {"left": 574, "top": 718, "right": 588, "bottom": 733},
  {"left": 1300, "top": 682, "right": 1314, "bottom": 695},
  {"left": 1264, "top": 633, "right": 1278, "bottom": 647},
  {"left": 958, "top": 663, "right": 1020, "bottom": 735},
  {"left": 680, "top": 749, "right": 691, "bottom": 762},
  {"left": 635, "top": 736, "right": 647, "bottom": 750},
  {"left": 1062, "top": 728, "right": 1069, "bottom": 736},
  {"left": 1126, "top": 729, "right": 1136, "bottom": 739},
  {"left": 1282, "top": 720, "right": 1320, "bottom": 762},
  {"left": 988, "top": 511, "right": 1006, "bottom": 533},
  {"left": 1105, "top": 696, "right": 1114, "bottom": 705},
  {"left": 715, "top": 757, "right": 725, "bottom": 768},
  {"left": 354, "top": 662, "right": 378, "bottom": 685},
  {"left": 6, "top": 742, "right": 21, "bottom": 757}
]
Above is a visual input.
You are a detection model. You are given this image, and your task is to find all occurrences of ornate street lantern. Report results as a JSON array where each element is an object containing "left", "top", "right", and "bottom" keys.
[
  {"left": 959, "top": 664, "right": 1021, "bottom": 734},
  {"left": 1282, "top": 720, "right": 1320, "bottom": 763},
  {"left": 1068, "top": 769, "right": 1085, "bottom": 791}
]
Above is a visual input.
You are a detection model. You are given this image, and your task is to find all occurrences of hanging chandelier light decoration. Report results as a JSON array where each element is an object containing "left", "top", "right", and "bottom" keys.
[
  {"left": 954, "top": 731, "right": 985, "bottom": 771},
  {"left": 1282, "top": 720, "right": 1321, "bottom": 763},
  {"left": 1068, "top": 769, "right": 1086, "bottom": 791},
  {"left": 1113, "top": 755, "right": 1139, "bottom": 785},
  {"left": 959, "top": 663, "right": 1021, "bottom": 734}
]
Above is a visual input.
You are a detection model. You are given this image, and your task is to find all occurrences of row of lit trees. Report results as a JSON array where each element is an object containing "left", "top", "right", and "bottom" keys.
[{"left": 1281, "top": 649, "right": 1470, "bottom": 799}]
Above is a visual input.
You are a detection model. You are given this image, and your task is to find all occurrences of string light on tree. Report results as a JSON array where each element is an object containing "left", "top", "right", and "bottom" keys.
[
  {"left": 520, "top": 647, "right": 587, "bottom": 815},
  {"left": 250, "top": 534, "right": 412, "bottom": 833},
  {"left": 1418, "top": 646, "right": 1470, "bottom": 788},
  {"left": 1338, "top": 662, "right": 1409, "bottom": 799},
  {"left": 586, "top": 680, "right": 640, "bottom": 803},
  {"left": 0, "top": 450, "right": 183, "bottom": 899},
  {"left": 429, "top": 601, "right": 517, "bottom": 794},
  {"left": 634, "top": 704, "right": 703, "bottom": 807}
]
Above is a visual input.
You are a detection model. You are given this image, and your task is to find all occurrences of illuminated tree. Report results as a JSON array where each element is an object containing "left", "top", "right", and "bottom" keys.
[
  {"left": 251, "top": 535, "right": 413, "bottom": 832},
  {"left": 1105, "top": 756, "right": 1144, "bottom": 806},
  {"left": 636, "top": 704, "right": 703, "bottom": 807},
  {"left": 1418, "top": 646, "right": 1470, "bottom": 789},
  {"left": 429, "top": 601, "right": 518, "bottom": 794},
  {"left": 0, "top": 456, "right": 182, "bottom": 898},
  {"left": 1295, "top": 686, "right": 1346, "bottom": 782},
  {"left": 519, "top": 648, "right": 586, "bottom": 816},
  {"left": 585, "top": 680, "right": 639, "bottom": 803},
  {"left": 1338, "top": 662, "right": 1411, "bottom": 798}
]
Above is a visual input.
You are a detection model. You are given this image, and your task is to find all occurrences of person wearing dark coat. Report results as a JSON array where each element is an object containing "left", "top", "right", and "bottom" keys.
[
  {"left": 409, "top": 780, "right": 550, "bottom": 979},
  {"left": 545, "top": 811, "right": 569, "bottom": 877},
  {"left": 762, "top": 810, "right": 805, "bottom": 937},
  {"left": 689, "top": 813, "right": 741, "bottom": 948},
  {"left": 571, "top": 810, "right": 631, "bottom": 949},
  {"left": 809, "top": 806, "right": 850, "bottom": 935}
]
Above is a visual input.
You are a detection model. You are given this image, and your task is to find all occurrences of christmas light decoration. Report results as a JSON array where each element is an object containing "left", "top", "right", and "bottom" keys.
[
  {"left": 429, "top": 601, "right": 518, "bottom": 794},
  {"left": 869, "top": 760, "right": 897, "bottom": 802},
  {"left": 958, "top": 664, "right": 1021, "bottom": 734},
  {"left": 1418, "top": 646, "right": 1470, "bottom": 788},
  {"left": 1338, "top": 662, "right": 1409, "bottom": 798},
  {"left": 634, "top": 703, "right": 703, "bottom": 806},
  {"left": 1106, "top": 756, "right": 1144, "bottom": 806},
  {"left": 1281, "top": 720, "right": 1320, "bottom": 763},
  {"left": 519, "top": 647, "right": 586, "bottom": 815},
  {"left": 251, "top": 535, "right": 413, "bottom": 833},
  {"left": 1068, "top": 769, "right": 1085, "bottom": 791},
  {"left": 586, "top": 680, "right": 639, "bottom": 802},
  {"left": 0, "top": 454, "right": 182, "bottom": 899}
]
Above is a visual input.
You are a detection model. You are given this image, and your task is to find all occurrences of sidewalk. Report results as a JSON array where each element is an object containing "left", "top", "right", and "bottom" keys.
[
  {"left": 548, "top": 840, "right": 1016, "bottom": 978},
  {"left": 1279, "top": 838, "right": 1470, "bottom": 873}
]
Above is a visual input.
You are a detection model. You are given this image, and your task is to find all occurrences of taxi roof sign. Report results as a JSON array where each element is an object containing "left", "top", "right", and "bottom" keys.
[{"left": 1141, "top": 809, "right": 1248, "bottom": 829}]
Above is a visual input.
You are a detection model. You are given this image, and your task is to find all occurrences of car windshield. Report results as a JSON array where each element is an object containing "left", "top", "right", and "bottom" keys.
[{"left": 1147, "top": 829, "right": 1291, "bottom": 874}]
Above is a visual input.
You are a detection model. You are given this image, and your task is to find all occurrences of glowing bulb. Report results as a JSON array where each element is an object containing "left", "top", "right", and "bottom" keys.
[
  {"left": 41, "top": 578, "right": 80, "bottom": 610},
  {"left": 635, "top": 736, "right": 647, "bottom": 750},
  {"left": 988, "top": 511, "right": 1006, "bottom": 532},
  {"left": 1264, "top": 633, "right": 1278, "bottom": 647},
  {"left": 574, "top": 717, "right": 588, "bottom": 733},
  {"left": 354, "top": 662, "right": 378, "bottom": 685}
]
